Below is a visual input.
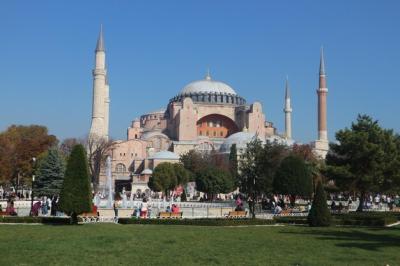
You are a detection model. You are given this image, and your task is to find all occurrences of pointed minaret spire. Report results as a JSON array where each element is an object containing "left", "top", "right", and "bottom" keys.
[
  {"left": 205, "top": 68, "right": 211, "bottom": 80},
  {"left": 284, "top": 76, "right": 292, "bottom": 139},
  {"left": 285, "top": 75, "right": 290, "bottom": 99},
  {"left": 96, "top": 24, "right": 105, "bottom": 52},
  {"left": 319, "top": 46, "right": 326, "bottom": 76}
]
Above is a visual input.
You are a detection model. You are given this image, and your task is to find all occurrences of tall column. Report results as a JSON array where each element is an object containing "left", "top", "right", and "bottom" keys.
[
  {"left": 89, "top": 25, "right": 108, "bottom": 140},
  {"left": 313, "top": 48, "right": 329, "bottom": 158},
  {"left": 284, "top": 78, "right": 292, "bottom": 139},
  {"left": 104, "top": 75, "right": 110, "bottom": 140},
  {"left": 317, "top": 48, "right": 328, "bottom": 141}
]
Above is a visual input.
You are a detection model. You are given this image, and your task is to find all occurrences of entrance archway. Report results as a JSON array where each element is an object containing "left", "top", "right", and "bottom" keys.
[{"left": 197, "top": 114, "right": 239, "bottom": 138}]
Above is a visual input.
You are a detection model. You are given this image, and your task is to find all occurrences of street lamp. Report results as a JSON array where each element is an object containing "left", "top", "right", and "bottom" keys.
[{"left": 30, "top": 157, "right": 36, "bottom": 216}]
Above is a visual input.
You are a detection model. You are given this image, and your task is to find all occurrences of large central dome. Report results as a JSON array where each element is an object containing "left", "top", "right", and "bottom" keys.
[{"left": 179, "top": 73, "right": 237, "bottom": 96}]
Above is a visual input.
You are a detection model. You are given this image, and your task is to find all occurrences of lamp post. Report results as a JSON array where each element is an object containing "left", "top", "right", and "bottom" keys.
[{"left": 30, "top": 157, "right": 36, "bottom": 216}]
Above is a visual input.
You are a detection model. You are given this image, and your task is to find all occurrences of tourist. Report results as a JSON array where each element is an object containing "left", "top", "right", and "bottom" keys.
[
  {"left": 172, "top": 204, "right": 180, "bottom": 213},
  {"left": 330, "top": 201, "right": 336, "bottom": 211},
  {"left": 113, "top": 199, "right": 118, "bottom": 218},
  {"left": 41, "top": 197, "right": 49, "bottom": 215},
  {"left": 274, "top": 205, "right": 282, "bottom": 215},
  {"left": 132, "top": 206, "right": 139, "bottom": 218},
  {"left": 6, "top": 199, "right": 17, "bottom": 216},
  {"left": 140, "top": 198, "right": 148, "bottom": 218},
  {"left": 51, "top": 196, "right": 57, "bottom": 216},
  {"left": 235, "top": 202, "right": 244, "bottom": 212}
]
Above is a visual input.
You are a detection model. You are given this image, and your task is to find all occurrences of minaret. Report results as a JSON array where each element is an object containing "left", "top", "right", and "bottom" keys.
[
  {"left": 313, "top": 47, "right": 329, "bottom": 158},
  {"left": 89, "top": 25, "right": 109, "bottom": 141},
  {"left": 284, "top": 77, "right": 292, "bottom": 139},
  {"left": 104, "top": 74, "right": 110, "bottom": 140}
]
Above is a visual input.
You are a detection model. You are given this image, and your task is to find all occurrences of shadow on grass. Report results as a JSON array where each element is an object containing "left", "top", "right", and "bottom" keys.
[{"left": 281, "top": 227, "right": 400, "bottom": 251}]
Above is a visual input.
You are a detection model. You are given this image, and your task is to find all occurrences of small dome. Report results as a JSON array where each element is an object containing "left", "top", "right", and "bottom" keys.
[
  {"left": 220, "top": 132, "right": 264, "bottom": 153},
  {"left": 179, "top": 74, "right": 236, "bottom": 96},
  {"left": 141, "top": 168, "right": 153, "bottom": 175},
  {"left": 220, "top": 132, "right": 294, "bottom": 153},
  {"left": 148, "top": 150, "right": 180, "bottom": 160}
]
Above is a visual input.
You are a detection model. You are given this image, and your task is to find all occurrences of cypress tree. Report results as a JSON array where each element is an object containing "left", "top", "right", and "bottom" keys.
[
  {"left": 59, "top": 144, "right": 92, "bottom": 224},
  {"left": 308, "top": 181, "right": 331, "bottom": 227},
  {"left": 35, "top": 148, "right": 65, "bottom": 197}
]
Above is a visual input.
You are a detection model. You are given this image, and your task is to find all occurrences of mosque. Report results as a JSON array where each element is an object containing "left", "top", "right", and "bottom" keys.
[{"left": 88, "top": 28, "right": 329, "bottom": 194}]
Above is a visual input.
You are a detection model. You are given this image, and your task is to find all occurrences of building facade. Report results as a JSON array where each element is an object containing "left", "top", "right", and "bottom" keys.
[{"left": 89, "top": 28, "right": 329, "bottom": 194}]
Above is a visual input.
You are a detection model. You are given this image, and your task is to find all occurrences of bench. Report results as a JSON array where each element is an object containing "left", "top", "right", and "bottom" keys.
[
  {"left": 226, "top": 211, "right": 247, "bottom": 218},
  {"left": 79, "top": 210, "right": 99, "bottom": 223},
  {"left": 392, "top": 207, "right": 400, "bottom": 212},
  {"left": 158, "top": 212, "right": 183, "bottom": 219}
]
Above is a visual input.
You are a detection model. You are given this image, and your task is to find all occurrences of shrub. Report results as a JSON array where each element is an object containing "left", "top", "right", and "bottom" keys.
[
  {"left": 308, "top": 181, "right": 331, "bottom": 227},
  {"left": 274, "top": 216, "right": 308, "bottom": 225}
]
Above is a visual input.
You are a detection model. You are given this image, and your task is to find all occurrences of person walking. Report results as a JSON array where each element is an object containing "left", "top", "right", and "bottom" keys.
[{"left": 113, "top": 200, "right": 119, "bottom": 218}]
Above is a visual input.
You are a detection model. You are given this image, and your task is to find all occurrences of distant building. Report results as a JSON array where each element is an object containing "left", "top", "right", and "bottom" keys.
[{"left": 88, "top": 27, "right": 329, "bottom": 193}]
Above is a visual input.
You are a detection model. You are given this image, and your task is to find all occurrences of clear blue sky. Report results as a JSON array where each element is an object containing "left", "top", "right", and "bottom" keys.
[{"left": 1, "top": 1, "right": 399, "bottom": 143}]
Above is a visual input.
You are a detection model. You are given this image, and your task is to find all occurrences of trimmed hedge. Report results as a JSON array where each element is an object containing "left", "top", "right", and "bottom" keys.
[
  {"left": 334, "top": 212, "right": 398, "bottom": 227},
  {"left": 274, "top": 216, "right": 308, "bottom": 225},
  {"left": 274, "top": 212, "right": 400, "bottom": 227},
  {"left": 118, "top": 218, "right": 276, "bottom": 226},
  {"left": 0, "top": 216, "right": 71, "bottom": 225}
]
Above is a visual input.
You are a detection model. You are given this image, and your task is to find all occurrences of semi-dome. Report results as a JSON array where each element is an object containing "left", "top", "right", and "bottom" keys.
[
  {"left": 148, "top": 150, "right": 180, "bottom": 160},
  {"left": 180, "top": 74, "right": 236, "bottom": 96},
  {"left": 140, "top": 131, "right": 170, "bottom": 141},
  {"left": 141, "top": 168, "right": 153, "bottom": 175},
  {"left": 220, "top": 132, "right": 264, "bottom": 153}
]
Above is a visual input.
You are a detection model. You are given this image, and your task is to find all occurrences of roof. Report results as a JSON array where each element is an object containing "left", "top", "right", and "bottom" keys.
[
  {"left": 141, "top": 169, "right": 153, "bottom": 175},
  {"left": 145, "top": 108, "right": 166, "bottom": 115},
  {"left": 219, "top": 132, "right": 293, "bottom": 153},
  {"left": 179, "top": 74, "right": 236, "bottom": 96},
  {"left": 95, "top": 25, "right": 105, "bottom": 52},
  {"left": 140, "top": 131, "right": 170, "bottom": 140},
  {"left": 219, "top": 132, "right": 263, "bottom": 153},
  {"left": 148, "top": 150, "right": 180, "bottom": 160}
]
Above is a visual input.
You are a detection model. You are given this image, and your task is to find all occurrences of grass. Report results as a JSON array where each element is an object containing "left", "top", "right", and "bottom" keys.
[{"left": 0, "top": 224, "right": 399, "bottom": 265}]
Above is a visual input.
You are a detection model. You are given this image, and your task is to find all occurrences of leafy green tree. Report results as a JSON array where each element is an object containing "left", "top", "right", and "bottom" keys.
[
  {"left": 308, "top": 181, "right": 331, "bottom": 227},
  {"left": 35, "top": 148, "right": 65, "bottom": 197},
  {"left": 148, "top": 162, "right": 177, "bottom": 196},
  {"left": 238, "top": 138, "right": 288, "bottom": 217},
  {"left": 59, "top": 144, "right": 92, "bottom": 224},
  {"left": 273, "top": 155, "right": 313, "bottom": 205},
  {"left": 259, "top": 141, "right": 289, "bottom": 194},
  {"left": 173, "top": 163, "right": 190, "bottom": 186},
  {"left": 195, "top": 166, "right": 234, "bottom": 200},
  {"left": 326, "top": 115, "right": 400, "bottom": 211},
  {"left": 180, "top": 150, "right": 208, "bottom": 175},
  {"left": 238, "top": 138, "right": 264, "bottom": 217},
  {"left": 292, "top": 143, "right": 323, "bottom": 192}
]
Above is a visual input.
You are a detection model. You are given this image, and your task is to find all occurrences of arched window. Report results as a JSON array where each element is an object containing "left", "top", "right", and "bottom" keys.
[{"left": 115, "top": 163, "right": 126, "bottom": 173}]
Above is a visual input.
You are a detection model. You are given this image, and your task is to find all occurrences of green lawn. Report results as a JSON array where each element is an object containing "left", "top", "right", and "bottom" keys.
[{"left": 0, "top": 224, "right": 399, "bottom": 265}]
